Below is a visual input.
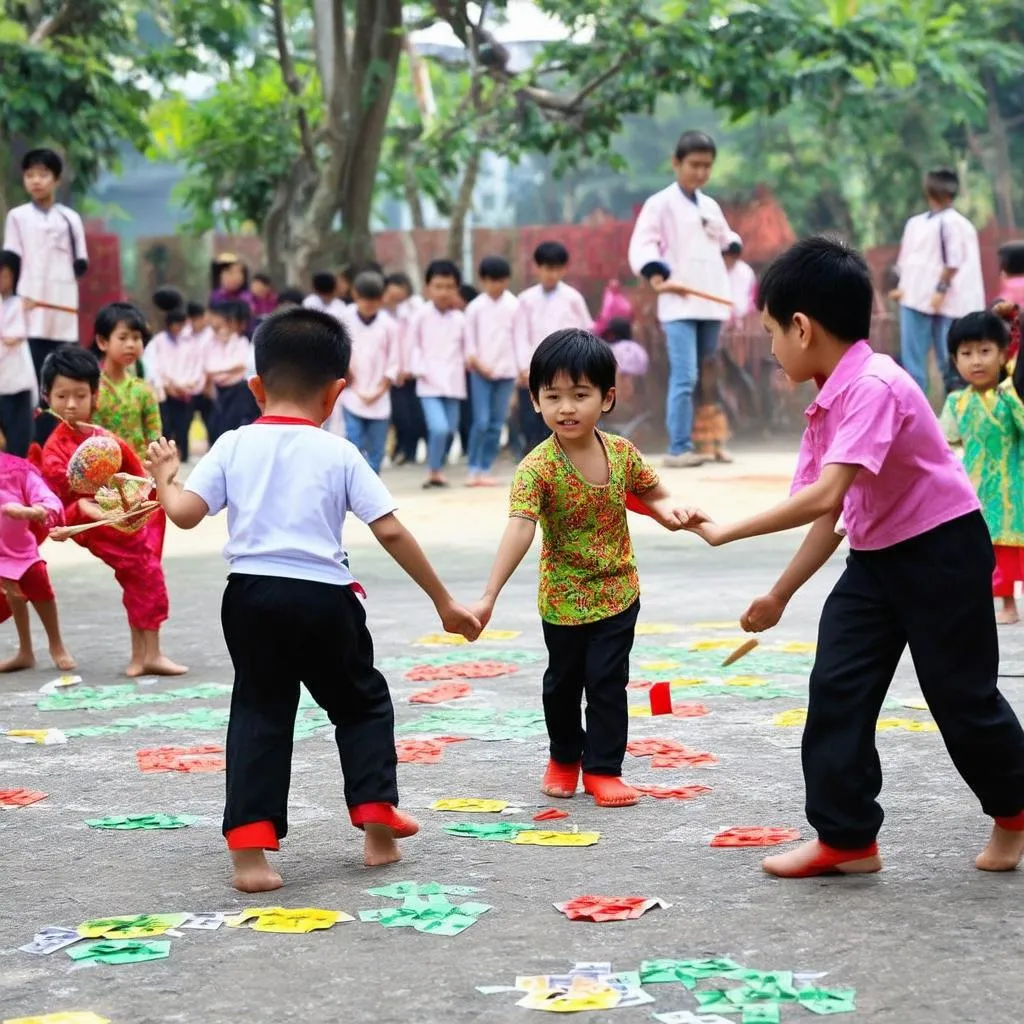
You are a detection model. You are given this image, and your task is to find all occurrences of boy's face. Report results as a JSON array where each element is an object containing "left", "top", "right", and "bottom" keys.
[
  {"left": 672, "top": 150, "right": 715, "bottom": 193},
  {"left": 23, "top": 164, "right": 57, "bottom": 203},
  {"left": 955, "top": 339, "right": 1005, "bottom": 390},
  {"left": 96, "top": 321, "right": 144, "bottom": 367},
  {"left": 382, "top": 284, "right": 409, "bottom": 311},
  {"left": 190, "top": 313, "right": 207, "bottom": 333},
  {"left": 762, "top": 309, "right": 816, "bottom": 383},
  {"left": 428, "top": 274, "right": 459, "bottom": 311},
  {"left": 482, "top": 277, "right": 508, "bottom": 300},
  {"left": 251, "top": 279, "right": 269, "bottom": 299},
  {"left": 355, "top": 295, "right": 382, "bottom": 320},
  {"left": 535, "top": 264, "right": 566, "bottom": 291},
  {"left": 169, "top": 321, "right": 184, "bottom": 338},
  {"left": 47, "top": 374, "right": 96, "bottom": 427},
  {"left": 0, "top": 267, "right": 13, "bottom": 295},
  {"left": 209, "top": 313, "right": 230, "bottom": 339},
  {"left": 532, "top": 370, "right": 614, "bottom": 439}
]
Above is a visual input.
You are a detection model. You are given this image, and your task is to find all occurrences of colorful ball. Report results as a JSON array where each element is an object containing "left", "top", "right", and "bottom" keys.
[{"left": 67, "top": 435, "right": 122, "bottom": 494}]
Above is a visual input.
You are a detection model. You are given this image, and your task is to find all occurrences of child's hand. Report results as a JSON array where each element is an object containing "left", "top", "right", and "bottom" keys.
[
  {"left": 466, "top": 597, "right": 494, "bottom": 632},
  {"left": 643, "top": 499, "right": 691, "bottom": 531},
  {"left": 48, "top": 526, "right": 73, "bottom": 542},
  {"left": 76, "top": 499, "right": 105, "bottom": 522},
  {"left": 145, "top": 438, "right": 181, "bottom": 486},
  {"left": 739, "top": 593, "right": 786, "bottom": 633},
  {"left": 679, "top": 508, "right": 727, "bottom": 546},
  {"left": 438, "top": 600, "right": 483, "bottom": 641},
  {"left": 1, "top": 502, "right": 46, "bottom": 522}
]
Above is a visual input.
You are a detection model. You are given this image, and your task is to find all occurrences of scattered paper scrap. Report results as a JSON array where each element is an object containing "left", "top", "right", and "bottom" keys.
[
  {"left": 226, "top": 907, "right": 351, "bottom": 933},
  {"left": 66, "top": 939, "right": 170, "bottom": 965},
  {"left": 77, "top": 914, "right": 189, "bottom": 939},
  {"left": 772, "top": 709, "right": 808, "bottom": 727},
  {"left": 778, "top": 642, "right": 816, "bottom": 654},
  {"left": 533, "top": 807, "right": 569, "bottom": 822},
  {"left": 395, "top": 708, "right": 546, "bottom": 742},
  {"left": 395, "top": 738, "right": 465, "bottom": 763},
  {"left": 554, "top": 896, "right": 668, "bottom": 922},
  {"left": 366, "top": 881, "right": 479, "bottom": 898},
  {"left": 432, "top": 798, "right": 508, "bottom": 813},
  {"left": 638, "top": 660, "right": 681, "bottom": 672},
  {"left": 512, "top": 830, "right": 600, "bottom": 847},
  {"left": 405, "top": 661, "right": 519, "bottom": 682},
  {"left": 0, "top": 789, "right": 48, "bottom": 807},
  {"left": 654, "top": 1014, "right": 734, "bottom": 1024},
  {"left": 7, "top": 729, "right": 66, "bottom": 745},
  {"left": 414, "top": 629, "right": 520, "bottom": 645},
  {"left": 136, "top": 746, "right": 225, "bottom": 773},
  {"left": 38, "top": 674, "right": 82, "bottom": 695},
  {"left": 634, "top": 785, "right": 712, "bottom": 801},
  {"left": 711, "top": 827, "right": 801, "bottom": 847},
  {"left": 876, "top": 718, "right": 938, "bottom": 732},
  {"left": 724, "top": 675, "right": 769, "bottom": 687},
  {"left": 85, "top": 814, "right": 198, "bottom": 831},
  {"left": 652, "top": 750, "right": 718, "bottom": 768},
  {"left": 180, "top": 913, "right": 227, "bottom": 930},
  {"left": 509, "top": 962, "right": 653, "bottom": 1013},
  {"left": 444, "top": 821, "right": 535, "bottom": 841},
  {"left": 19, "top": 926, "right": 83, "bottom": 956},
  {"left": 4, "top": 1014, "right": 110, "bottom": 1024},
  {"left": 360, "top": 893, "right": 492, "bottom": 936},
  {"left": 690, "top": 639, "right": 745, "bottom": 651},
  {"left": 635, "top": 623, "right": 682, "bottom": 635},
  {"left": 37, "top": 682, "right": 230, "bottom": 713},
  {"left": 409, "top": 682, "right": 472, "bottom": 704},
  {"left": 641, "top": 958, "right": 745, "bottom": 988},
  {"left": 381, "top": 648, "right": 542, "bottom": 671},
  {"left": 797, "top": 988, "right": 856, "bottom": 1014}
]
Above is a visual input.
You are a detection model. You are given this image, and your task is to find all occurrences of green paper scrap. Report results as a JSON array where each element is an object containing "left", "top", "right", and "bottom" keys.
[
  {"left": 64, "top": 706, "right": 328, "bottom": 741},
  {"left": 444, "top": 821, "right": 535, "bottom": 841},
  {"left": 742, "top": 1007, "right": 780, "bottom": 1024},
  {"left": 640, "top": 958, "right": 745, "bottom": 990},
  {"left": 798, "top": 988, "right": 857, "bottom": 1015},
  {"left": 359, "top": 894, "right": 492, "bottom": 936},
  {"left": 366, "top": 881, "right": 479, "bottom": 898},
  {"left": 85, "top": 814, "right": 198, "bottom": 830},
  {"left": 724, "top": 972, "right": 799, "bottom": 1004},
  {"left": 77, "top": 914, "right": 189, "bottom": 938},
  {"left": 66, "top": 939, "right": 171, "bottom": 965},
  {"left": 380, "top": 649, "right": 542, "bottom": 671},
  {"left": 38, "top": 683, "right": 230, "bottom": 712},
  {"left": 694, "top": 991, "right": 740, "bottom": 1011},
  {"left": 395, "top": 708, "right": 546, "bottom": 741}
]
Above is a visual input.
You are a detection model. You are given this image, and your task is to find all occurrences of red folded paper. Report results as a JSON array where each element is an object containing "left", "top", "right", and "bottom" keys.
[
  {"left": 396, "top": 739, "right": 445, "bottom": 763},
  {"left": 556, "top": 895, "right": 664, "bottom": 922},
  {"left": 627, "top": 738, "right": 688, "bottom": 757},
  {"left": 409, "top": 682, "right": 472, "bottom": 704},
  {"left": 634, "top": 784, "right": 713, "bottom": 800},
  {"left": 672, "top": 702, "right": 710, "bottom": 718},
  {"left": 136, "top": 746, "right": 225, "bottom": 773},
  {"left": 711, "top": 826, "right": 801, "bottom": 847},
  {"left": 651, "top": 750, "right": 719, "bottom": 768},
  {"left": 627, "top": 679, "right": 653, "bottom": 691},
  {"left": 0, "top": 788, "right": 48, "bottom": 807},
  {"left": 533, "top": 807, "right": 570, "bottom": 821},
  {"left": 405, "top": 661, "right": 519, "bottom": 682}
]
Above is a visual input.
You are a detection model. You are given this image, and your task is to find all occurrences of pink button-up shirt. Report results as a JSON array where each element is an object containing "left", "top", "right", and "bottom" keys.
[
  {"left": 408, "top": 303, "right": 467, "bottom": 399},
  {"left": 464, "top": 290, "right": 520, "bottom": 380},
  {"left": 0, "top": 453, "right": 63, "bottom": 580},
  {"left": 512, "top": 283, "right": 592, "bottom": 370},
  {"left": 148, "top": 330, "right": 206, "bottom": 396},
  {"left": 340, "top": 307, "right": 400, "bottom": 419},
  {"left": 204, "top": 333, "right": 253, "bottom": 388},
  {"left": 792, "top": 340, "right": 979, "bottom": 551}
]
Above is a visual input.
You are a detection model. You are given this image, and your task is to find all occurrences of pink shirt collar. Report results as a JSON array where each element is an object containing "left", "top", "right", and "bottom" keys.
[{"left": 807, "top": 340, "right": 873, "bottom": 414}]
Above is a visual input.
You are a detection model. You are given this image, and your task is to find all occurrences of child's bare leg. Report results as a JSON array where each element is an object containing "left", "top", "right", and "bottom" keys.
[
  {"left": 363, "top": 823, "right": 402, "bottom": 866},
  {"left": 127, "top": 628, "right": 188, "bottom": 677},
  {"left": 0, "top": 595, "right": 35, "bottom": 672},
  {"left": 996, "top": 597, "right": 1019, "bottom": 626},
  {"left": 230, "top": 849, "right": 283, "bottom": 892},
  {"left": 31, "top": 600, "right": 75, "bottom": 670}
]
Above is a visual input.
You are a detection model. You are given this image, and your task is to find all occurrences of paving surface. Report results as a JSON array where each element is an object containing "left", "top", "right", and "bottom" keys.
[{"left": 2, "top": 451, "right": 1023, "bottom": 1023}]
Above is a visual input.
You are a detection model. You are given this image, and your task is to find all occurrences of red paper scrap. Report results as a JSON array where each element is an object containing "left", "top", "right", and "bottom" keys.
[
  {"left": 627, "top": 679, "right": 653, "bottom": 691},
  {"left": 409, "top": 682, "right": 473, "bottom": 704},
  {"left": 651, "top": 750, "right": 718, "bottom": 768},
  {"left": 533, "top": 807, "right": 570, "bottom": 822},
  {"left": 634, "top": 784, "right": 713, "bottom": 801},
  {"left": 136, "top": 746, "right": 225, "bottom": 773},
  {"left": 627, "top": 738, "right": 687, "bottom": 757},
  {"left": 649, "top": 681, "right": 673, "bottom": 715},
  {"left": 404, "top": 661, "right": 519, "bottom": 682},
  {"left": 711, "top": 827, "right": 801, "bottom": 847},
  {"left": 555, "top": 895, "right": 667, "bottom": 922},
  {"left": 0, "top": 788, "right": 48, "bottom": 807},
  {"left": 672, "top": 702, "right": 710, "bottom": 718}
]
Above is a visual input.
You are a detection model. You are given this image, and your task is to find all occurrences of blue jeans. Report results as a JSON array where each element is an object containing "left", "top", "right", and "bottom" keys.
[
  {"left": 664, "top": 319, "right": 722, "bottom": 455},
  {"left": 900, "top": 306, "right": 955, "bottom": 394},
  {"left": 420, "top": 396, "right": 461, "bottom": 471},
  {"left": 343, "top": 411, "right": 389, "bottom": 474},
  {"left": 467, "top": 373, "right": 515, "bottom": 473}
]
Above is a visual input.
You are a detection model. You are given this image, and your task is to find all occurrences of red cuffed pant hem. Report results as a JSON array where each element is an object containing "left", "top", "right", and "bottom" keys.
[{"left": 225, "top": 820, "right": 280, "bottom": 850}]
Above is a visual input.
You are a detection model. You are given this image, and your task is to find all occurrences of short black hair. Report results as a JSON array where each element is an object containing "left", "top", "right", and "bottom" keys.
[
  {"left": 210, "top": 255, "right": 249, "bottom": 291},
  {"left": 947, "top": 311, "right": 1010, "bottom": 355},
  {"left": 603, "top": 317, "right": 632, "bottom": 343},
  {"left": 425, "top": 259, "right": 461, "bottom": 285},
  {"left": 0, "top": 250, "right": 21, "bottom": 292},
  {"left": 533, "top": 241, "right": 569, "bottom": 268},
  {"left": 998, "top": 241, "right": 1024, "bottom": 277},
  {"left": 459, "top": 283, "right": 479, "bottom": 305},
  {"left": 756, "top": 235, "right": 872, "bottom": 344},
  {"left": 479, "top": 255, "right": 511, "bottom": 280},
  {"left": 276, "top": 287, "right": 305, "bottom": 307},
  {"left": 925, "top": 167, "right": 959, "bottom": 201},
  {"left": 674, "top": 130, "right": 717, "bottom": 161},
  {"left": 352, "top": 271, "right": 385, "bottom": 300},
  {"left": 22, "top": 148, "right": 63, "bottom": 178},
  {"left": 166, "top": 308, "right": 187, "bottom": 329},
  {"left": 42, "top": 344, "right": 101, "bottom": 394},
  {"left": 152, "top": 286, "right": 184, "bottom": 313},
  {"left": 252, "top": 271, "right": 272, "bottom": 286},
  {"left": 384, "top": 272, "right": 414, "bottom": 294},
  {"left": 209, "top": 299, "right": 250, "bottom": 331},
  {"left": 312, "top": 271, "right": 337, "bottom": 296},
  {"left": 254, "top": 307, "right": 351, "bottom": 399},
  {"left": 186, "top": 300, "right": 206, "bottom": 318},
  {"left": 95, "top": 301, "right": 148, "bottom": 341},
  {"left": 528, "top": 328, "right": 617, "bottom": 411}
]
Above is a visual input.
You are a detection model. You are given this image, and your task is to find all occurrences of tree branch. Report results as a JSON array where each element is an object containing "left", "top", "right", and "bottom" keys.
[
  {"left": 29, "top": 0, "right": 76, "bottom": 43},
  {"left": 271, "top": 0, "right": 316, "bottom": 167}
]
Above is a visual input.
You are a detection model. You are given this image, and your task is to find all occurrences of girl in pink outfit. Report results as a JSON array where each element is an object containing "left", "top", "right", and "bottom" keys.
[
  {"left": 204, "top": 299, "right": 258, "bottom": 439},
  {"left": 0, "top": 452, "right": 74, "bottom": 673}
]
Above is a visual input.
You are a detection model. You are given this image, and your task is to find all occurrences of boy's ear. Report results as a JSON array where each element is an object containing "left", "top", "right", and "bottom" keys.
[
  {"left": 248, "top": 375, "right": 267, "bottom": 411},
  {"left": 94, "top": 336, "right": 108, "bottom": 351},
  {"left": 603, "top": 386, "right": 617, "bottom": 414}
]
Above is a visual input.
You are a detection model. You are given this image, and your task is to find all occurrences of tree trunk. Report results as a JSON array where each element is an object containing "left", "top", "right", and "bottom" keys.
[
  {"left": 983, "top": 72, "right": 1017, "bottom": 232},
  {"left": 446, "top": 147, "right": 481, "bottom": 264},
  {"left": 404, "top": 168, "right": 427, "bottom": 230}
]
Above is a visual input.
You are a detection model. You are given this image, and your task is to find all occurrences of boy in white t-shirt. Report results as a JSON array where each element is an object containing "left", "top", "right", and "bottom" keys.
[{"left": 145, "top": 307, "right": 481, "bottom": 893}]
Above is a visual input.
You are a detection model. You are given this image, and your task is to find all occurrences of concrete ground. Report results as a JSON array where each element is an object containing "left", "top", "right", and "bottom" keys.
[{"left": 2, "top": 447, "right": 1023, "bottom": 1023}]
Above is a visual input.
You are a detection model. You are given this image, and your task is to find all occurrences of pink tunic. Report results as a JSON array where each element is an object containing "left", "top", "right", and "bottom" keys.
[
  {"left": 792, "top": 340, "right": 979, "bottom": 550},
  {"left": 340, "top": 308, "right": 400, "bottom": 419},
  {"left": 0, "top": 453, "right": 63, "bottom": 580},
  {"left": 464, "top": 291, "right": 520, "bottom": 380},
  {"left": 512, "top": 283, "right": 592, "bottom": 370},
  {"left": 408, "top": 303, "right": 467, "bottom": 399},
  {"left": 204, "top": 334, "right": 253, "bottom": 388},
  {"left": 148, "top": 331, "right": 206, "bottom": 397}
]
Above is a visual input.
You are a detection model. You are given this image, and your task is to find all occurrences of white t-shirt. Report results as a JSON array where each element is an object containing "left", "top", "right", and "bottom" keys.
[{"left": 184, "top": 420, "right": 397, "bottom": 585}]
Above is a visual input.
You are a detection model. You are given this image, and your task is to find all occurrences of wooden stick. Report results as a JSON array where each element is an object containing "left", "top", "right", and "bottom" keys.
[
  {"left": 721, "top": 637, "right": 759, "bottom": 667},
  {"left": 50, "top": 502, "right": 159, "bottom": 538},
  {"left": 24, "top": 299, "right": 79, "bottom": 315},
  {"left": 656, "top": 281, "right": 735, "bottom": 307}
]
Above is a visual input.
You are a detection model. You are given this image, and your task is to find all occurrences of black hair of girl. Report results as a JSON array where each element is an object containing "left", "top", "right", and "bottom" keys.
[
  {"left": 186, "top": 300, "right": 206, "bottom": 318},
  {"left": 210, "top": 299, "right": 249, "bottom": 332},
  {"left": 674, "top": 130, "right": 716, "bottom": 160},
  {"left": 94, "top": 301, "right": 148, "bottom": 341},
  {"left": 166, "top": 308, "right": 188, "bottom": 330},
  {"left": 528, "top": 328, "right": 618, "bottom": 412},
  {"left": 0, "top": 249, "right": 21, "bottom": 292},
  {"left": 459, "top": 283, "right": 479, "bottom": 305},
  {"left": 22, "top": 148, "right": 63, "bottom": 178},
  {"left": 210, "top": 255, "right": 249, "bottom": 292},
  {"left": 153, "top": 286, "right": 184, "bottom": 313},
  {"left": 998, "top": 241, "right": 1024, "bottom": 277},
  {"left": 603, "top": 317, "right": 632, "bottom": 343},
  {"left": 946, "top": 311, "right": 1010, "bottom": 356}
]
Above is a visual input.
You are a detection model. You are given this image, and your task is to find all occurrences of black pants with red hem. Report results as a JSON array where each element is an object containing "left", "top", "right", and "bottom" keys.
[
  {"left": 804, "top": 511, "right": 1024, "bottom": 849},
  {"left": 220, "top": 574, "right": 398, "bottom": 841},
  {"left": 541, "top": 599, "right": 639, "bottom": 776}
]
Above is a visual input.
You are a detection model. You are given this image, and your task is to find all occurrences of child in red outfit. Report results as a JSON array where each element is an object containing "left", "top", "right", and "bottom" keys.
[
  {"left": 0, "top": 452, "right": 74, "bottom": 672},
  {"left": 38, "top": 345, "right": 185, "bottom": 678}
]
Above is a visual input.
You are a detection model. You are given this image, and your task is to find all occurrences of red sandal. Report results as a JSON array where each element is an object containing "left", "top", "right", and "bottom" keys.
[
  {"left": 762, "top": 838, "right": 881, "bottom": 878},
  {"left": 541, "top": 759, "right": 580, "bottom": 798}
]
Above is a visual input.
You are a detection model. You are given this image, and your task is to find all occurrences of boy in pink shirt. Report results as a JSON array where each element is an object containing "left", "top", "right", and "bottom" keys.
[
  {"left": 513, "top": 242, "right": 592, "bottom": 454},
  {"left": 464, "top": 256, "right": 519, "bottom": 486},
  {"left": 408, "top": 260, "right": 466, "bottom": 488},
  {"left": 340, "top": 272, "right": 399, "bottom": 474},
  {"left": 683, "top": 236, "right": 1024, "bottom": 879}
]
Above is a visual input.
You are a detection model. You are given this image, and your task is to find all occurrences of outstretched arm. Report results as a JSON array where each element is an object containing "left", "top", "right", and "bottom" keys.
[
  {"left": 470, "top": 516, "right": 537, "bottom": 627},
  {"left": 145, "top": 438, "right": 209, "bottom": 529}
]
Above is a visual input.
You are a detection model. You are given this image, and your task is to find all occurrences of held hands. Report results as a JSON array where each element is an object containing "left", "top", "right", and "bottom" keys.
[
  {"left": 466, "top": 597, "right": 494, "bottom": 633},
  {"left": 1, "top": 502, "right": 47, "bottom": 523},
  {"left": 437, "top": 599, "right": 483, "bottom": 642},
  {"left": 672, "top": 506, "right": 728, "bottom": 545},
  {"left": 144, "top": 437, "right": 181, "bottom": 487},
  {"left": 739, "top": 593, "right": 787, "bottom": 633}
]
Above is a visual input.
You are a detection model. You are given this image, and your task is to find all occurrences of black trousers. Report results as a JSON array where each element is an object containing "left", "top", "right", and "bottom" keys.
[
  {"left": 160, "top": 397, "right": 194, "bottom": 462},
  {"left": 517, "top": 387, "right": 550, "bottom": 455},
  {"left": 805, "top": 511, "right": 1024, "bottom": 848},
  {"left": 541, "top": 599, "right": 639, "bottom": 775},
  {"left": 212, "top": 381, "right": 259, "bottom": 440},
  {"left": 221, "top": 574, "right": 399, "bottom": 840},
  {"left": 391, "top": 379, "right": 426, "bottom": 462},
  {"left": 29, "top": 338, "right": 64, "bottom": 444},
  {"left": 0, "top": 389, "right": 33, "bottom": 457}
]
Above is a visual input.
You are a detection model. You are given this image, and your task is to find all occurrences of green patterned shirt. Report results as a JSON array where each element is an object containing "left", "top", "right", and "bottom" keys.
[
  {"left": 94, "top": 372, "right": 162, "bottom": 463},
  {"left": 509, "top": 431, "right": 659, "bottom": 625},
  {"left": 941, "top": 381, "right": 1024, "bottom": 546}
]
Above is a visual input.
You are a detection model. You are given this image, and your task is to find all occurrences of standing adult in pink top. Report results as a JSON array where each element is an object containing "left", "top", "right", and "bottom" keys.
[
  {"left": 683, "top": 236, "right": 1024, "bottom": 879},
  {"left": 512, "top": 242, "right": 592, "bottom": 455},
  {"left": 407, "top": 259, "right": 467, "bottom": 488}
]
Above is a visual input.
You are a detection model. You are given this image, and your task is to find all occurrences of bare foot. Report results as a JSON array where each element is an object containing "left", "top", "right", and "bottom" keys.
[
  {"left": 364, "top": 823, "right": 402, "bottom": 866},
  {"left": 996, "top": 607, "right": 1020, "bottom": 625},
  {"left": 762, "top": 839, "right": 882, "bottom": 878},
  {"left": 0, "top": 650, "right": 35, "bottom": 673},
  {"left": 127, "top": 655, "right": 188, "bottom": 677},
  {"left": 230, "top": 849, "right": 283, "bottom": 892},
  {"left": 50, "top": 647, "right": 76, "bottom": 671},
  {"left": 476, "top": 475, "right": 500, "bottom": 487},
  {"left": 976, "top": 823, "right": 1024, "bottom": 871}
]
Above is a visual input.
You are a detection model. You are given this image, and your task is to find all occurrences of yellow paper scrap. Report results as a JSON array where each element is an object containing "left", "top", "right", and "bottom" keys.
[
  {"left": 628, "top": 705, "right": 652, "bottom": 718},
  {"left": 669, "top": 677, "right": 707, "bottom": 688},
  {"left": 431, "top": 798, "right": 508, "bottom": 813},
  {"left": 772, "top": 708, "right": 808, "bottom": 727},
  {"left": 778, "top": 641, "right": 817, "bottom": 653},
  {"left": 517, "top": 988, "right": 620, "bottom": 1012},
  {"left": 226, "top": 907, "right": 350, "bottom": 933},
  {"left": 690, "top": 639, "right": 745, "bottom": 651},
  {"left": 691, "top": 621, "right": 740, "bottom": 629},
  {"left": 635, "top": 623, "right": 682, "bottom": 635},
  {"left": 638, "top": 660, "right": 680, "bottom": 672},
  {"left": 5, "top": 1015, "right": 110, "bottom": 1024},
  {"left": 414, "top": 630, "right": 520, "bottom": 645},
  {"left": 724, "top": 675, "right": 769, "bottom": 687},
  {"left": 7, "top": 729, "right": 66, "bottom": 745},
  {"left": 512, "top": 830, "right": 601, "bottom": 847},
  {"left": 876, "top": 718, "right": 938, "bottom": 733}
]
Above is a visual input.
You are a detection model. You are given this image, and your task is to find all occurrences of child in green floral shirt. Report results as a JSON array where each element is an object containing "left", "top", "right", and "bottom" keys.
[
  {"left": 471, "top": 329, "right": 688, "bottom": 807},
  {"left": 93, "top": 302, "right": 162, "bottom": 462}
]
